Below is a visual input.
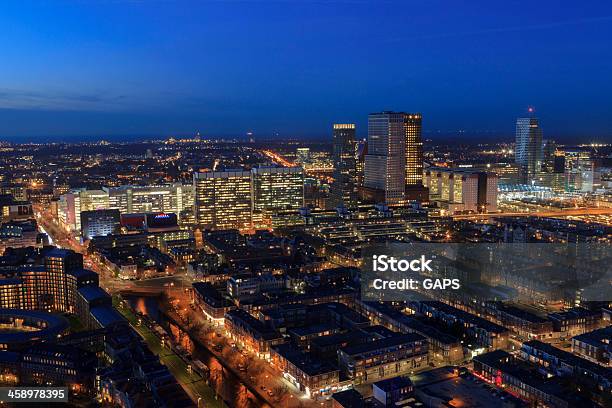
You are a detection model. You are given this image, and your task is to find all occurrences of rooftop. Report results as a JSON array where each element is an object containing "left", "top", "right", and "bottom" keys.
[
  {"left": 90, "top": 306, "right": 126, "bottom": 328},
  {"left": 78, "top": 285, "right": 110, "bottom": 303},
  {"left": 374, "top": 376, "right": 413, "bottom": 392},
  {"left": 340, "top": 333, "right": 425, "bottom": 356},
  {"left": 272, "top": 344, "right": 338, "bottom": 376}
]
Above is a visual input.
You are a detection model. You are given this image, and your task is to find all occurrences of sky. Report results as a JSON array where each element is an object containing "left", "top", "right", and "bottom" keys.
[{"left": 1, "top": 0, "right": 612, "bottom": 142}]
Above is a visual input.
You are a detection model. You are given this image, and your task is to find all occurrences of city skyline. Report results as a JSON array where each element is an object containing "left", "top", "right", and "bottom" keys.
[
  {"left": 2, "top": 1, "right": 612, "bottom": 141},
  {"left": 0, "top": 2, "right": 611, "bottom": 407}
]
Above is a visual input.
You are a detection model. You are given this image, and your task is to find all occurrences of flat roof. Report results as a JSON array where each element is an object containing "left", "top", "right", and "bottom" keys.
[
  {"left": 289, "top": 322, "right": 339, "bottom": 337},
  {"left": 90, "top": 306, "right": 126, "bottom": 328},
  {"left": 374, "top": 376, "right": 413, "bottom": 392},
  {"left": 341, "top": 333, "right": 425, "bottom": 356},
  {"left": 272, "top": 343, "right": 338, "bottom": 376},
  {"left": 78, "top": 285, "right": 110, "bottom": 303}
]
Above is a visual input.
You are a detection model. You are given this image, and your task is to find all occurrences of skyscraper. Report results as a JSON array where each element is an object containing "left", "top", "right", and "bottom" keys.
[
  {"left": 565, "top": 151, "right": 595, "bottom": 192},
  {"left": 515, "top": 111, "right": 543, "bottom": 184},
  {"left": 330, "top": 124, "right": 358, "bottom": 208},
  {"left": 252, "top": 166, "right": 304, "bottom": 212},
  {"left": 404, "top": 114, "right": 423, "bottom": 187},
  {"left": 363, "top": 112, "right": 426, "bottom": 204},
  {"left": 355, "top": 139, "right": 367, "bottom": 190},
  {"left": 193, "top": 170, "right": 253, "bottom": 231},
  {"left": 296, "top": 147, "right": 310, "bottom": 164}
]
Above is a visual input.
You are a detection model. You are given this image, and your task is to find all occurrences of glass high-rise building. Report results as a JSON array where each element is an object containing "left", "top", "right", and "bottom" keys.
[
  {"left": 515, "top": 115, "right": 543, "bottom": 184},
  {"left": 364, "top": 112, "right": 424, "bottom": 204},
  {"left": 330, "top": 124, "right": 358, "bottom": 208}
]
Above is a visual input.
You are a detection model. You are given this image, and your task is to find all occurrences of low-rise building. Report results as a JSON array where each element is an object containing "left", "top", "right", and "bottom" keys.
[
  {"left": 489, "top": 302, "right": 553, "bottom": 341},
  {"left": 271, "top": 343, "right": 340, "bottom": 397},
  {"left": 572, "top": 326, "right": 612, "bottom": 367},
  {"left": 548, "top": 307, "right": 602, "bottom": 339},
  {"left": 521, "top": 340, "right": 612, "bottom": 392},
  {"left": 338, "top": 333, "right": 428, "bottom": 384},
  {"left": 417, "top": 301, "right": 510, "bottom": 349},
  {"left": 474, "top": 350, "right": 593, "bottom": 408},
  {"left": 192, "top": 282, "right": 233, "bottom": 324},
  {"left": 372, "top": 376, "right": 414, "bottom": 407},
  {"left": 224, "top": 309, "right": 284, "bottom": 359}
]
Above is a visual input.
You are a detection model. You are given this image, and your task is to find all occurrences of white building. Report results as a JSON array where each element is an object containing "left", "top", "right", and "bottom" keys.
[{"left": 423, "top": 167, "right": 498, "bottom": 214}]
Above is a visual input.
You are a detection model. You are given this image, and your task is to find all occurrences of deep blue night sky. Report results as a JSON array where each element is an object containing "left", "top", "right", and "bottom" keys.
[{"left": 1, "top": 0, "right": 611, "bottom": 142}]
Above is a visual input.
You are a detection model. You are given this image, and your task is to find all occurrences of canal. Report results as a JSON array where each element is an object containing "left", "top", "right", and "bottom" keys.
[{"left": 125, "top": 295, "right": 272, "bottom": 408}]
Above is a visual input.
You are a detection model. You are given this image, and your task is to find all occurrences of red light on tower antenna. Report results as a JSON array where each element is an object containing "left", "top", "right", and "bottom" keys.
[{"left": 528, "top": 106, "right": 534, "bottom": 113}]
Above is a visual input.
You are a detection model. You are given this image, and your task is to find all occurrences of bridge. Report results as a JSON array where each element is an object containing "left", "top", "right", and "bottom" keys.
[{"left": 119, "top": 287, "right": 163, "bottom": 297}]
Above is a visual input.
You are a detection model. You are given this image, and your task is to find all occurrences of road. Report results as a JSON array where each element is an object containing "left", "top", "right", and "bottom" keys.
[
  {"left": 261, "top": 150, "right": 296, "bottom": 167},
  {"left": 451, "top": 207, "right": 612, "bottom": 220},
  {"left": 115, "top": 296, "right": 225, "bottom": 408},
  {"left": 36, "top": 204, "right": 224, "bottom": 407},
  {"left": 164, "top": 291, "right": 327, "bottom": 408}
]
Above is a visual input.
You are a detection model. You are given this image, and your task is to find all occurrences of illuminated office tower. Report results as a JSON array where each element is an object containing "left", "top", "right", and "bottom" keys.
[
  {"left": 364, "top": 112, "right": 425, "bottom": 204},
  {"left": 194, "top": 170, "right": 253, "bottom": 231},
  {"left": 296, "top": 147, "right": 310, "bottom": 164},
  {"left": 404, "top": 114, "right": 423, "bottom": 186},
  {"left": 330, "top": 124, "right": 358, "bottom": 208},
  {"left": 58, "top": 189, "right": 110, "bottom": 232},
  {"left": 80, "top": 209, "right": 120, "bottom": 240},
  {"left": 539, "top": 140, "right": 566, "bottom": 191},
  {"left": 0, "top": 249, "right": 98, "bottom": 312},
  {"left": 355, "top": 140, "right": 367, "bottom": 189},
  {"left": 565, "top": 151, "right": 594, "bottom": 192},
  {"left": 551, "top": 151, "right": 567, "bottom": 192},
  {"left": 105, "top": 183, "right": 193, "bottom": 216},
  {"left": 515, "top": 112, "right": 543, "bottom": 184},
  {"left": 60, "top": 185, "right": 195, "bottom": 232},
  {"left": 252, "top": 167, "right": 304, "bottom": 212}
]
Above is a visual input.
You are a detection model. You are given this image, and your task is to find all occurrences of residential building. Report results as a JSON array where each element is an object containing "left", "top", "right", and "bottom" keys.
[{"left": 338, "top": 333, "right": 428, "bottom": 384}]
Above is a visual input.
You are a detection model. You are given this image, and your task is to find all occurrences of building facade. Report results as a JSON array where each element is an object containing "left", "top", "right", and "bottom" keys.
[
  {"left": 58, "top": 184, "right": 194, "bottom": 233},
  {"left": 330, "top": 124, "right": 358, "bottom": 208},
  {"left": 252, "top": 166, "right": 304, "bottom": 213},
  {"left": 364, "top": 112, "right": 425, "bottom": 204},
  {"left": 515, "top": 115, "right": 543, "bottom": 184},
  {"left": 194, "top": 170, "right": 253, "bottom": 231},
  {"left": 337, "top": 333, "right": 428, "bottom": 384},
  {"left": 80, "top": 209, "right": 120, "bottom": 240},
  {"left": 423, "top": 167, "right": 498, "bottom": 214}
]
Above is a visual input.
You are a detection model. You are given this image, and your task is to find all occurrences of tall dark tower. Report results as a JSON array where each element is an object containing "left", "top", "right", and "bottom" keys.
[
  {"left": 363, "top": 112, "right": 427, "bottom": 204},
  {"left": 330, "top": 124, "right": 358, "bottom": 208}
]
